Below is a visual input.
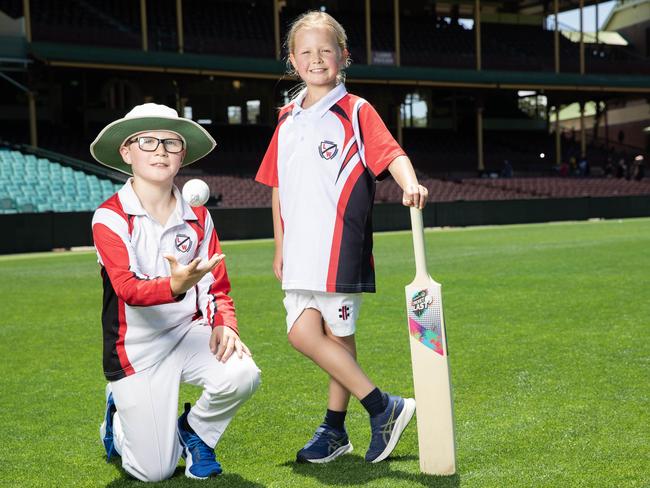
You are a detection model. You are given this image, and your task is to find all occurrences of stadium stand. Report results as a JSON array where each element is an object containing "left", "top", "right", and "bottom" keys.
[
  {"left": 175, "top": 174, "right": 271, "bottom": 208},
  {"left": 172, "top": 172, "right": 650, "bottom": 209},
  {"left": 0, "top": 0, "right": 20, "bottom": 18},
  {"left": 378, "top": 175, "right": 650, "bottom": 203},
  {"left": 462, "top": 176, "right": 650, "bottom": 198},
  {"left": 30, "top": 0, "right": 141, "bottom": 49},
  {"left": 0, "top": 0, "right": 647, "bottom": 216},
  {"left": 0, "top": 148, "right": 122, "bottom": 213},
  {"left": 177, "top": 0, "right": 275, "bottom": 57},
  {"left": 13, "top": 0, "right": 646, "bottom": 74},
  {"left": 400, "top": 16, "right": 475, "bottom": 69}
]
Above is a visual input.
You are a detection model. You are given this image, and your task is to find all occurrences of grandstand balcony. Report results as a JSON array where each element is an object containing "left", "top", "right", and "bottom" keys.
[{"left": 4, "top": 0, "right": 644, "bottom": 77}]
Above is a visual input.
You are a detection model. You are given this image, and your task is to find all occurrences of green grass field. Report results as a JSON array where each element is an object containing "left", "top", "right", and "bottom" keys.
[{"left": 1, "top": 218, "right": 649, "bottom": 487}]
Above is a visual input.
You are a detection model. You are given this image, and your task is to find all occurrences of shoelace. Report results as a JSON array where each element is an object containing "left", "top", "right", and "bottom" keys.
[
  {"left": 306, "top": 427, "right": 342, "bottom": 449},
  {"left": 184, "top": 433, "right": 217, "bottom": 464}
]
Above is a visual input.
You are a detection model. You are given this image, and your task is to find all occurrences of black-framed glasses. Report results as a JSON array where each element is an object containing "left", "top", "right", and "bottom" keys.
[{"left": 127, "top": 136, "right": 185, "bottom": 153}]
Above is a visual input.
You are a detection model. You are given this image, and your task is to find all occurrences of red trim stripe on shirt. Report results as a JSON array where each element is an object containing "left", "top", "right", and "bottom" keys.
[
  {"left": 326, "top": 162, "right": 365, "bottom": 292},
  {"left": 97, "top": 195, "right": 136, "bottom": 377}
]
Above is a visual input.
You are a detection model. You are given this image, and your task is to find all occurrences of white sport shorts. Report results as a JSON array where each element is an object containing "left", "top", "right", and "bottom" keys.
[{"left": 283, "top": 290, "right": 362, "bottom": 337}]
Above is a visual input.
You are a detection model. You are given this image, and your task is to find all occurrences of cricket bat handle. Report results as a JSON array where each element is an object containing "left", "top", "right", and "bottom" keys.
[{"left": 409, "top": 207, "right": 428, "bottom": 280}]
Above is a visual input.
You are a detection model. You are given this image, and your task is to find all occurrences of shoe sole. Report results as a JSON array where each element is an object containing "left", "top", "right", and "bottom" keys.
[
  {"left": 297, "top": 442, "right": 354, "bottom": 464},
  {"left": 370, "top": 398, "right": 416, "bottom": 463}
]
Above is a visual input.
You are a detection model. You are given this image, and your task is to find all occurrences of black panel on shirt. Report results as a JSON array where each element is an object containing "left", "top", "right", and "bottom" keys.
[
  {"left": 101, "top": 267, "right": 126, "bottom": 381},
  {"left": 330, "top": 104, "right": 350, "bottom": 122},
  {"left": 335, "top": 169, "right": 376, "bottom": 293}
]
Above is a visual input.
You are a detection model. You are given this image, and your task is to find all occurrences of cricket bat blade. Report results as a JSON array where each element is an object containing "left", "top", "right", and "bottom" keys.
[{"left": 405, "top": 207, "right": 456, "bottom": 475}]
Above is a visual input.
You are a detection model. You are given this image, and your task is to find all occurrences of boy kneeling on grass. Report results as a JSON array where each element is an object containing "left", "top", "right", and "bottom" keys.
[{"left": 90, "top": 103, "right": 260, "bottom": 482}]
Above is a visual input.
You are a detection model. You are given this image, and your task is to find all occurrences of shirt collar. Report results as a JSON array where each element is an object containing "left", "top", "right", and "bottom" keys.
[
  {"left": 118, "top": 178, "right": 198, "bottom": 222},
  {"left": 292, "top": 83, "right": 347, "bottom": 119}
]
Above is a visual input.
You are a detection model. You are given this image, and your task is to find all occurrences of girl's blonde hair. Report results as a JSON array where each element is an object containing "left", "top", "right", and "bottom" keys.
[{"left": 285, "top": 11, "right": 352, "bottom": 85}]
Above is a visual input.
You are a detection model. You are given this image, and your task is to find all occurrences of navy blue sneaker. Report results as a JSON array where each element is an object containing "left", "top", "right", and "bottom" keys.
[
  {"left": 296, "top": 423, "right": 353, "bottom": 463},
  {"left": 178, "top": 403, "right": 222, "bottom": 479},
  {"left": 365, "top": 394, "right": 416, "bottom": 463},
  {"left": 99, "top": 383, "right": 119, "bottom": 461}
]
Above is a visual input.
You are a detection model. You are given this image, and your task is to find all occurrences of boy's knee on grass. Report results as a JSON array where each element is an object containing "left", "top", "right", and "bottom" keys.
[{"left": 124, "top": 455, "right": 177, "bottom": 483}]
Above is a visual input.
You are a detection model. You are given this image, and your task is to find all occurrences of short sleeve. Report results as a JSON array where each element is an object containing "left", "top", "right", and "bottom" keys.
[
  {"left": 255, "top": 116, "right": 284, "bottom": 187},
  {"left": 357, "top": 102, "right": 406, "bottom": 179}
]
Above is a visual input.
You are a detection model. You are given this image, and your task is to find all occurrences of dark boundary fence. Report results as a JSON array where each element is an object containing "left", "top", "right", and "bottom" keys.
[{"left": 2, "top": 195, "right": 650, "bottom": 254}]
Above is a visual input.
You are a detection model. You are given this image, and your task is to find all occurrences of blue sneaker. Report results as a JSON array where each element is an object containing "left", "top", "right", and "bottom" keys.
[
  {"left": 365, "top": 394, "right": 416, "bottom": 463},
  {"left": 99, "top": 383, "right": 119, "bottom": 461},
  {"left": 296, "top": 423, "right": 353, "bottom": 463},
  {"left": 178, "top": 403, "right": 222, "bottom": 479}
]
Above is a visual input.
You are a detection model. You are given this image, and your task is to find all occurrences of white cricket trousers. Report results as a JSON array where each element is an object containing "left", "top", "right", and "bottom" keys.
[{"left": 110, "top": 322, "right": 261, "bottom": 482}]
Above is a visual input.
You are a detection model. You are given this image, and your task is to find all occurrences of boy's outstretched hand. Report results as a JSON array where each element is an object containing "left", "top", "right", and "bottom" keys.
[
  {"left": 210, "top": 326, "right": 252, "bottom": 363},
  {"left": 163, "top": 253, "right": 225, "bottom": 297}
]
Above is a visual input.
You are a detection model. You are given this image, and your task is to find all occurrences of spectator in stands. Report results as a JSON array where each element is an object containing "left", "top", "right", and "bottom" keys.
[
  {"left": 569, "top": 156, "right": 577, "bottom": 176},
  {"left": 578, "top": 156, "right": 589, "bottom": 177},
  {"left": 616, "top": 157, "right": 627, "bottom": 178},
  {"left": 256, "top": 10, "right": 426, "bottom": 465},
  {"left": 501, "top": 159, "right": 513, "bottom": 178},
  {"left": 90, "top": 103, "right": 260, "bottom": 481},
  {"left": 559, "top": 160, "right": 570, "bottom": 177},
  {"left": 633, "top": 155, "right": 645, "bottom": 181},
  {"left": 604, "top": 156, "right": 614, "bottom": 177},
  {"left": 625, "top": 157, "right": 633, "bottom": 180}
]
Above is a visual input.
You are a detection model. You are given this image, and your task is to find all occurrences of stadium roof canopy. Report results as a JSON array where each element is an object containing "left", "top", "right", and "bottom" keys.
[
  {"left": 490, "top": 0, "right": 605, "bottom": 15},
  {"left": 295, "top": 0, "right": 611, "bottom": 17}
]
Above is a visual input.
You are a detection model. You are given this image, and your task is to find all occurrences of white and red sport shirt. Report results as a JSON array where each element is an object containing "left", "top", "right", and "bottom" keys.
[
  {"left": 256, "top": 84, "right": 405, "bottom": 293},
  {"left": 92, "top": 179, "right": 237, "bottom": 381}
]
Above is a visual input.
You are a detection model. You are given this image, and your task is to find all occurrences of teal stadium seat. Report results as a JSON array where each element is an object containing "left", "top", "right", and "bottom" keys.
[
  {"left": 18, "top": 203, "right": 36, "bottom": 213},
  {"left": 0, "top": 150, "right": 124, "bottom": 213},
  {"left": 0, "top": 197, "right": 16, "bottom": 210}
]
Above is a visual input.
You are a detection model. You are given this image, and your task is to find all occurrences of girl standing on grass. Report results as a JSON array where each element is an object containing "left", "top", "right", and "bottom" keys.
[{"left": 256, "top": 11, "right": 428, "bottom": 464}]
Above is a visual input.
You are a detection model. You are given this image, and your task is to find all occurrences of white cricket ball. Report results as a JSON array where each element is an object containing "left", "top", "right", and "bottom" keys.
[{"left": 182, "top": 179, "right": 210, "bottom": 207}]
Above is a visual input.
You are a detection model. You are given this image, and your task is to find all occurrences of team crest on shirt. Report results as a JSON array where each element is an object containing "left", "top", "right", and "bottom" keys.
[
  {"left": 318, "top": 140, "right": 338, "bottom": 160},
  {"left": 175, "top": 234, "right": 192, "bottom": 253}
]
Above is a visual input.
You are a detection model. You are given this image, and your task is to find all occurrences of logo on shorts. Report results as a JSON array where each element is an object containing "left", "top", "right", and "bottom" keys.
[
  {"left": 338, "top": 305, "right": 350, "bottom": 320},
  {"left": 174, "top": 234, "right": 192, "bottom": 253},
  {"left": 318, "top": 140, "right": 338, "bottom": 160}
]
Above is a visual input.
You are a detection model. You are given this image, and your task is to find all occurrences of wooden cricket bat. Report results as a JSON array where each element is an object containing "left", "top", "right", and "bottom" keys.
[{"left": 405, "top": 207, "right": 456, "bottom": 475}]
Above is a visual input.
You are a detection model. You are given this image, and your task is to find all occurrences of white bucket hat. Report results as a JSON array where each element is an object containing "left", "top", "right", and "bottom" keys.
[{"left": 90, "top": 103, "right": 216, "bottom": 175}]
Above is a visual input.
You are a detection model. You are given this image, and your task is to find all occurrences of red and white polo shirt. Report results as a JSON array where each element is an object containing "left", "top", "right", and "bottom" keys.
[
  {"left": 256, "top": 84, "right": 405, "bottom": 293},
  {"left": 92, "top": 179, "right": 237, "bottom": 381}
]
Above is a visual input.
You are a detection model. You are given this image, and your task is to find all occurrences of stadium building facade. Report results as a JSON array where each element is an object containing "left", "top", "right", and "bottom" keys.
[{"left": 0, "top": 0, "right": 649, "bottom": 251}]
